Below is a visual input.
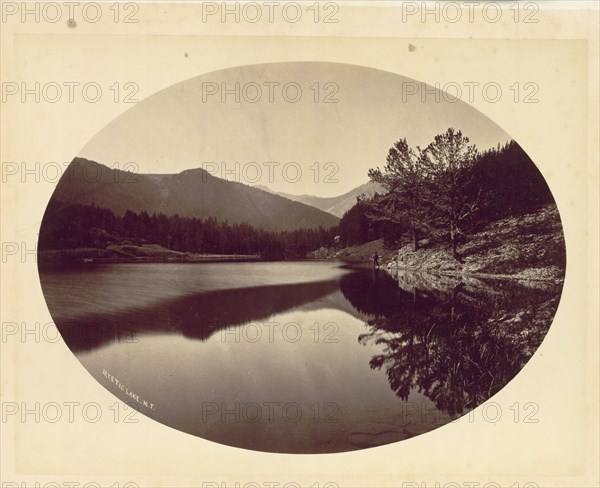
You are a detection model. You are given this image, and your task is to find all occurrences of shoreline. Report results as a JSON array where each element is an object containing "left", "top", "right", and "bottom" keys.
[
  {"left": 37, "top": 248, "right": 261, "bottom": 267},
  {"left": 38, "top": 203, "right": 565, "bottom": 284},
  {"left": 316, "top": 204, "right": 566, "bottom": 284},
  {"left": 338, "top": 259, "right": 564, "bottom": 283},
  {"left": 38, "top": 252, "right": 564, "bottom": 283}
]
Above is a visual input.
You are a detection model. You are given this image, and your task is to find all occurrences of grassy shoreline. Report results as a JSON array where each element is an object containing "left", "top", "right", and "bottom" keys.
[{"left": 38, "top": 244, "right": 260, "bottom": 266}]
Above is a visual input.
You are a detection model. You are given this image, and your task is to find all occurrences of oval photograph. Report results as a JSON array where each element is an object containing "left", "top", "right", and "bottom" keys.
[{"left": 38, "top": 62, "right": 565, "bottom": 453}]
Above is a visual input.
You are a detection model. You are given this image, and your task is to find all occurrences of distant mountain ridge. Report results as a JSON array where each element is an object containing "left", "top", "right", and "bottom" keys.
[
  {"left": 255, "top": 181, "right": 384, "bottom": 218},
  {"left": 49, "top": 158, "right": 339, "bottom": 232}
]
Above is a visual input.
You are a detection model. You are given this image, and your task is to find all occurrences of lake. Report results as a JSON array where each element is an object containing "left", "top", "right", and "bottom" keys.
[{"left": 39, "top": 261, "right": 562, "bottom": 453}]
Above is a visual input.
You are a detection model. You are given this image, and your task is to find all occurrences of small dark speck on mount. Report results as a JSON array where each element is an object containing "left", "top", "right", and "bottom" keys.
[
  {"left": 408, "top": 44, "right": 417, "bottom": 52},
  {"left": 185, "top": 52, "right": 189, "bottom": 58},
  {"left": 68, "top": 18, "right": 76, "bottom": 28}
]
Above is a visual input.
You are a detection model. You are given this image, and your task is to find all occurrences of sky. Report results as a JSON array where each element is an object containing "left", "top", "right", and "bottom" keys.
[{"left": 80, "top": 62, "right": 511, "bottom": 198}]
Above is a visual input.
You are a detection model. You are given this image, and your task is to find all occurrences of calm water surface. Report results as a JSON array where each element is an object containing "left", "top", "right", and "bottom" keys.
[{"left": 39, "top": 261, "right": 562, "bottom": 453}]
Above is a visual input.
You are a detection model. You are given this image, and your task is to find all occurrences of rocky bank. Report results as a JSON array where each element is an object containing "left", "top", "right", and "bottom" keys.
[{"left": 311, "top": 204, "right": 565, "bottom": 282}]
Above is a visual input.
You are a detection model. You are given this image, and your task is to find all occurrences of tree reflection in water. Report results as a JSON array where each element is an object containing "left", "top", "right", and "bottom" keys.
[{"left": 340, "top": 268, "right": 562, "bottom": 416}]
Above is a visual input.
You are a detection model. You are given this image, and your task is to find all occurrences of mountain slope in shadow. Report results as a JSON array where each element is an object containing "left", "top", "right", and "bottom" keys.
[{"left": 51, "top": 158, "right": 339, "bottom": 231}]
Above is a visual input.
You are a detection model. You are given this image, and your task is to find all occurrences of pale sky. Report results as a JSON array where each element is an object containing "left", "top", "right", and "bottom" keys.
[{"left": 80, "top": 62, "right": 511, "bottom": 197}]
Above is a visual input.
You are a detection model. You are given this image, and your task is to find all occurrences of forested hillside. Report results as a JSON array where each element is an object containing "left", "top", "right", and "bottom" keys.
[
  {"left": 39, "top": 200, "right": 336, "bottom": 261},
  {"left": 338, "top": 136, "right": 558, "bottom": 253}
]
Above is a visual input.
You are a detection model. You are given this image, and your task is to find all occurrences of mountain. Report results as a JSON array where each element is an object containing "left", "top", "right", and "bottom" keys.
[
  {"left": 255, "top": 181, "right": 384, "bottom": 218},
  {"left": 49, "top": 158, "right": 339, "bottom": 232}
]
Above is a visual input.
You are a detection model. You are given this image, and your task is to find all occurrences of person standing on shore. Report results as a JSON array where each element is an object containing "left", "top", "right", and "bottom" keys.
[{"left": 372, "top": 251, "right": 380, "bottom": 269}]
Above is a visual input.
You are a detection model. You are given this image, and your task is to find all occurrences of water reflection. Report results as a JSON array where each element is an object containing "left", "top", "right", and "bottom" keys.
[
  {"left": 40, "top": 262, "right": 562, "bottom": 452},
  {"left": 56, "top": 279, "right": 339, "bottom": 351},
  {"left": 341, "top": 269, "right": 562, "bottom": 416}
]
